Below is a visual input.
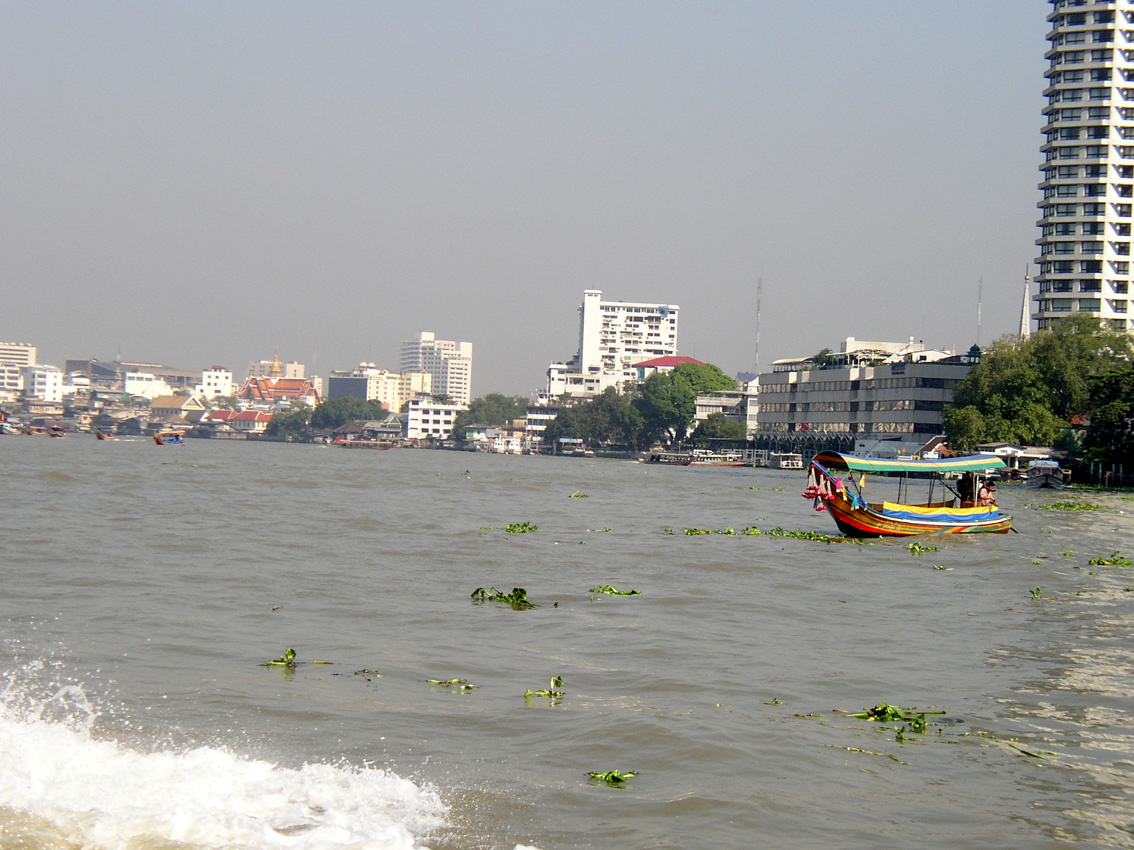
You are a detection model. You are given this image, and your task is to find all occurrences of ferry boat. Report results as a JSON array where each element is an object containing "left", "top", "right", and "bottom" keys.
[
  {"left": 686, "top": 450, "right": 749, "bottom": 467},
  {"left": 803, "top": 451, "right": 1011, "bottom": 537}
]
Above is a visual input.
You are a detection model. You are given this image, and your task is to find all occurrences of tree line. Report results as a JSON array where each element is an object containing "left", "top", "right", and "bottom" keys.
[{"left": 943, "top": 315, "right": 1134, "bottom": 466}]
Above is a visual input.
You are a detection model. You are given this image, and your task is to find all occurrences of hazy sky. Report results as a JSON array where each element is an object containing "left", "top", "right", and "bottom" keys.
[{"left": 2, "top": 2, "right": 1046, "bottom": 395}]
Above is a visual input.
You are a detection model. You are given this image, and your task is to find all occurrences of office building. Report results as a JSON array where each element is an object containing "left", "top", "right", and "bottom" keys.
[
  {"left": 547, "top": 290, "right": 679, "bottom": 398},
  {"left": 400, "top": 332, "right": 473, "bottom": 405},
  {"left": 1036, "top": 0, "right": 1133, "bottom": 332}
]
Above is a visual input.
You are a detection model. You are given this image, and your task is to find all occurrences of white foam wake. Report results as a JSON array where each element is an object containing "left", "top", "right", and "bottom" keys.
[{"left": 0, "top": 681, "right": 446, "bottom": 849}]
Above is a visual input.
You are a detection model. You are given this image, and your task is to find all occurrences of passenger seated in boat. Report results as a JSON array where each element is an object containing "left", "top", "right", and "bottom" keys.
[
  {"left": 978, "top": 480, "right": 997, "bottom": 507},
  {"left": 957, "top": 476, "right": 974, "bottom": 508}
]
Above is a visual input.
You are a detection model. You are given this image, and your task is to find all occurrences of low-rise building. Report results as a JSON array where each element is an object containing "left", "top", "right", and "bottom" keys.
[
  {"left": 151, "top": 395, "right": 208, "bottom": 424},
  {"left": 405, "top": 397, "right": 467, "bottom": 441}
]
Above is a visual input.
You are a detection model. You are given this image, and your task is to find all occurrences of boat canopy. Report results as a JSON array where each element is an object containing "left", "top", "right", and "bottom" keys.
[{"left": 811, "top": 451, "right": 1006, "bottom": 474}]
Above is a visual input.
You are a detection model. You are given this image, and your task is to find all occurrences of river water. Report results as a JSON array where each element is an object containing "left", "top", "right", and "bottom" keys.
[{"left": 1, "top": 437, "right": 1132, "bottom": 849}]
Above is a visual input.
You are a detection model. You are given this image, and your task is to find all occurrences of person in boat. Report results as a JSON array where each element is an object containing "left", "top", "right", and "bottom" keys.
[
  {"left": 957, "top": 475, "right": 974, "bottom": 508},
  {"left": 977, "top": 480, "right": 997, "bottom": 507}
]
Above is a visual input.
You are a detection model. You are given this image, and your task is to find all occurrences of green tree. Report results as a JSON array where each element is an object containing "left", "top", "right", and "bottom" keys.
[
  {"left": 632, "top": 363, "right": 735, "bottom": 447},
  {"left": 265, "top": 406, "right": 311, "bottom": 438},
  {"left": 540, "top": 388, "right": 642, "bottom": 449},
  {"left": 450, "top": 394, "right": 527, "bottom": 441},
  {"left": 309, "top": 397, "right": 389, "bottom": 430},
  {"left": 690, "top": 412, "right": 748, "bottom": 445},
  {"left": 1082, "top": 365, "right": 1134, "bottom": 464},
  {"left": 944, "top": 317, "right": 1132, "bottom": 452}
]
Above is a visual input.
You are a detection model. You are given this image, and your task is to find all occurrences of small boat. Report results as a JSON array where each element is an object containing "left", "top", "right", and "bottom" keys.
[
  {"left": 803, "top": 451, "right": 1012, "bottom": 537},
  {"left": 96, "top": 429, "right": 116, "bottom": 441},
  {"left": 154, "top": 429, "right": 187, "bottom": 446},
  {"left": 769, "top": 452, "right": 804, "bottom": 470},
  {"left": 1025, "top": 459, "right": 1067, "bottom": 489},
  {"left": 48, "top": 426, "right": 67, "bottom": 438}
]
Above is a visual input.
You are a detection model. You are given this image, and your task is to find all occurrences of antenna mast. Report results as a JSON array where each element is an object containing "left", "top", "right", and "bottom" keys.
[
  {"left": 976, "top": 277, "right": 984, "bottom": 347},
  {"left": 754, "top": 277, "right": 762, "bottom": 376}
]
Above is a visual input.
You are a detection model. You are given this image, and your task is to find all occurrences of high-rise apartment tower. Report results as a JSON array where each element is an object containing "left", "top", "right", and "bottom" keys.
[
  {"left": 1036, "top": 0, "right": 1133, "bottom": 333},
  {"left": 400, "top": 332, "right": 473, "bottom": 405}
]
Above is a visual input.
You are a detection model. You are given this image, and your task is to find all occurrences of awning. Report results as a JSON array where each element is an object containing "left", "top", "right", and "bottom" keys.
[{"left": 811, "top": 451, "right": 1006, "bottom": 474}]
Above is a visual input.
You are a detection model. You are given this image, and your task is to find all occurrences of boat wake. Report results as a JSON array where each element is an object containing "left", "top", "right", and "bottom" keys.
[{"left": 0, "top": 663, "right": 447, "bottom": 850}]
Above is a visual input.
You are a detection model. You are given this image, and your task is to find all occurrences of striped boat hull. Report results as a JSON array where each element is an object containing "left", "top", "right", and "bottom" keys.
[{"left": 823, "top": 492, "right": 1012, "bottom": 537}]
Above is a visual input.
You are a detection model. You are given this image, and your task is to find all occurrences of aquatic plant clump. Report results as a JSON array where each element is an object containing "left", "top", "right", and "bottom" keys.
[
  {"left": 907, "top": 541, "right": 939, "bottom": 556},
  {"left": 261, "top": 647, "right": 297, "bottom": 668},
  {"left": 1033, "top": 501, "right": 1106, "bottom": 511},
  {"left": 471, "top": 587, "right": 539, "bottom": 610},
  {"left": 525, "top": 676, "right": 564, "bottom": 700},
  {"left": 1088, "top": 551, "right": 1133, "bottom": 567},
  {"left": 588, "top": 769, "right": 638, "bottom": 786},
  {"left": 504, "top": 521, "right": 538, "bottom": 533},
  {"left": 427, "top": 678, "right": 476, "bottom": 690},
  {"left": 589, "top": 585, "right": 640, "bottom": 596},
  {"left": 847, "top": 703, "right": 944, "bottom": 734}
]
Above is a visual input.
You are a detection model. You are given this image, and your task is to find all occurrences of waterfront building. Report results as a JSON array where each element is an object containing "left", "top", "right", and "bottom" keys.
[
  {"left": 1035, "top": 1, "right": 1133, "bottom": 333},
  {"left": 400, "top": 332, "right": 473, "bottom": 406},
  {"left": 404, "top": 397, "right": 468, "bottom": 441},
  {"left": 547, "top": 290, "right": 680, "bottom": 399},
  {"left": 150, "top": 395, "right": 208, "bottom": 424},
  {"left": 754, "top": 340, "right": 978, "bottom": 456}
]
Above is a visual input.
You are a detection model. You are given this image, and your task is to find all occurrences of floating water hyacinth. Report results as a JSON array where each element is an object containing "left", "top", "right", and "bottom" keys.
[
  {"left": 504, "top": 521, "right": 538, "bottom": 533},
  {"left": 846, "top": 703, "right": 944, "bottom": 734},
  {"left": 260, "top": 648, "right": 296, "bottom": 668},
  {"left": 427, "top": 678, "right": 475, "bottom": 690},
  {"left": 907, "top": 541, "right": 939, "bottom": 556},
  {"left": 525, "top": 676, "right": 564, "bottom": 700},
  {"left": 1089, "top": 551, "right": 1132, "bottom": 566},
  {"left": 470, "top": 587, "right": 539, "bottom": 610},
  {"left": 589, "top": 585, "right": 640, "bottom": 596},
  {"left": 588, "top": 769, "right": 637, "bottom": 786}
]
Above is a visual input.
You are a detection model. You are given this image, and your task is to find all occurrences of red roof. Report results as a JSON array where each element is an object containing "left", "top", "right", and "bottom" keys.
[
  {"left": 237, "top": 377, "right": 321, "bottom": 403},
  {"left": 633, "top": 355, "right": 704, "bottom": 368}
]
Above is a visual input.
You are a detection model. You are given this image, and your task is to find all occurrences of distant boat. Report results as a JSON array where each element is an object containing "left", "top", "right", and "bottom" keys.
[
  {"left": 48, "top": 425, "right": 67, "bottom": 438},
  {"left": 1025, "top": 459, "right": 1068, "bottom": 489},
  {"left": 154, "top": 430, "right": 187, "bottom": 446},
  {"left": 96, "top": 429, "right": 116, "bottom": 441},
  {"left": 803, "top": 451, "right": 1012, "bottom": 537},
  {"left": 685, "top": 450, "right": 749, "bottom": 467}
]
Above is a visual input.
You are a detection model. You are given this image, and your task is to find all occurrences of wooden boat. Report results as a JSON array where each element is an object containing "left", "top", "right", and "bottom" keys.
[
  {"left": 153, "top": 429, "right": 187, "bottom": 446},
  {"left": 96, "top": 429, "right": 116, "bottom": 441},
  {"left": 803, "top": 451, "right": 1011, "bottom": 537},
  {"left": 1025, "top": 459, "right": 1067, "bottom": 489}
]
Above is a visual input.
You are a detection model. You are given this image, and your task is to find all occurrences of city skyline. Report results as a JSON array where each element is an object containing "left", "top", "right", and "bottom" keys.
[{"left": 2, "top": 2, "right": 1045, "bottom": 395}]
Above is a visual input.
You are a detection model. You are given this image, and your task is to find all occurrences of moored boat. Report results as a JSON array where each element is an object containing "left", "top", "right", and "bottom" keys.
[
  {"left": 803, "top": 451, "right": 1011, "bottom": 537},
  {"left": 1025, "top": 459, "right": 1068, "bottom": 489},
  {"left": 686, "top": 450, "right": 749, "bottom": 467},
  {"left": 96, "top": 429, "right": 116, "bottom": 441},
  {"left": 154, "top": 429, "right": 187, "bottom": 446}
]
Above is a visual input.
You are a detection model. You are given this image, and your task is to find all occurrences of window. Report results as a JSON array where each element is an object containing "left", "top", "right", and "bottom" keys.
[
  {"left": 1113, "top": 300, "right": 1129, "bottom": 313},
  {"left": 1082, "top": 259, "right": 1104, "bottom": 272},
  {"left": 1089, "top": 87, "right": 1109, "bottom": 100},
  {"left": 1064, "top": 70, "right": 1084, "bottom": 83},
  {"left": 1053, "top": 260, "right": 1075, "bottom": 273},
  {"left": 1061, "top": 127, "right": 1083, "bottom": 140},
  {"left": 1051, "top": 298, "right": 1075, "bottom": 312},
  {"left": 1054, "top": 242, "right": 1076, "bottom": 254},
  {"left": 1055, "top": 203, "right": 1077, "bottom": 215},
  {"left": 1057, "top": 184, "right": 1079, "bottom": 196},
  {"left": 1114, "top": 261, "right": 1131, "bottom": 273},
  {"left": 1080, "top": 280, "right": 1102, "bottom": 291},
  {"left": 1083, "top": 221, "right": 1104, "bottom": 234},
  {"left": 1079, "top": 298, "right": 1102, "bottom": 310},
  {"left": 1060, "top": 147, "right": 1081, "bottom": 159},
  {"left": 1083, "top": 202, "right": 1105, "bottom": 215},
  {"left": 1086, "top": 145, "right": 1108, "bottom": 157},
  {"left": 1063, "top": 89, "right": 1083, "bottom": 101},
  {"left": 1056, "top": 222, "right": 1078, "bottom": 235}
]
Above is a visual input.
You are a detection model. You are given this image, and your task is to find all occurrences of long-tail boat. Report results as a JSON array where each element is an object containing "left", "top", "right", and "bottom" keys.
[
  {"left": 803, "top": 451, "right": 1011, "bottom": 537},
  {"left": 153, "top": 429, "right": 187, "bottom": 446}
]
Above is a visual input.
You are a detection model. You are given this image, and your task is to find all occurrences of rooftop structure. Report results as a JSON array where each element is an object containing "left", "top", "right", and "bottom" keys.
[{"left": 1035, "top": 0, "right": 1133, "bottom": 333}]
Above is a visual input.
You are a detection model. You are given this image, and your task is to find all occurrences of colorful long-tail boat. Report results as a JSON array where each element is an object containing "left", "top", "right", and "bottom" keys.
[{"left": 803, "top": 451, "right": 1011, "bottom": 537}]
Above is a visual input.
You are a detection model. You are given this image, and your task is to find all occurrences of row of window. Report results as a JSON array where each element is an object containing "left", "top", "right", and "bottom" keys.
[
  {"left": 1052, "top": 9, "right": 1115, "bottom": 27},
  {"left": 1040, "top": 258, "right": 1130, "bottom": 273},
  {"left": 1042, "top": 201, "right": 1130, "bottom": 216},
  {"left": 1039, "top": 241, "right": 1133, "bottom": 254},
  {"left": 761, "top": 377, "right": 960, "bottom": 396},
  {"left": 1038, "top": 316, "right": 1128, "bottom": 331},
  {"left": 1041, "top": 220, "right": 1129, "bottom": 234}
]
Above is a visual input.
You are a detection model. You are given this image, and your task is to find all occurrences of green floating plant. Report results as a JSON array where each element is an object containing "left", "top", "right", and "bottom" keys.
[
  {"left": 525, "top": 676, "right": 564, "bottom": 700},
  {"left": 588, "top": 769, "right": 637, "bottom": 786},
  {"left": 427, "top": 678, "right": 476, "bottom": 690},
  {"left": 504, "top": 521, "right": 538, "bottom": 534},
  {"left": 846, "top": 703, "right": 944, "bottom": 734},
  {"left": 1030, "top": 587, "right": 1054, "bottom": 600},
  {"left": 569, "top": 491, "right": 589, "bottom": 498},
  {"left": 1089, "top": 551, "right": 1132, "bottom": 567},
  {"left": 261, "top": 647, "right": 297, "bottom": 668},
  {"left": 1034, "top": 501, "right": 1105, "bottom": 512},
  {"left": 471, "top": 586, "right": 539, "bottom": 610},
  {"left": 907, "top": 541, "right": 939, "bottom": 555},
  {"left": 589, "top": 585, "right": 641, "bottom": 596}
]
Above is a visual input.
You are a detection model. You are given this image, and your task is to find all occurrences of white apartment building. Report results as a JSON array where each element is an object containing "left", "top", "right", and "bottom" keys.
[
  {"left": 1036, "top": 0, "right": 1134, "bottom": 333},
  {"left": 124, "top": 371, "right": 174, "bottom": 400},
  {"left": 24, "top": 365, "right": 63, "bottom": 403},
  {"left": 0, "top": 342, "right": 36, "bottom": 368},
  {"left": 400, "top": 332, "right": 473, "bottom": 405},
  {"left": 326, "top": 364, "right": 432, "bottom": 412},
  {"left": 0, "top": 366, "right": 22, "bottom": 402},
  {"left": 197, "top": 366, "right": 234, "bottom": 399},
  {"left": 405, "top": 397, "right": 468, "bottom": 441},
  {"left": 547, "top": 290, "right": 680, "bottom": 399}
]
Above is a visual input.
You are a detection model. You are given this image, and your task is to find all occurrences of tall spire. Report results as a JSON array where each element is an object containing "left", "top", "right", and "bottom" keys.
[{"left": 1019, "top": 267, "right": 1031, "bottom": 341}]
